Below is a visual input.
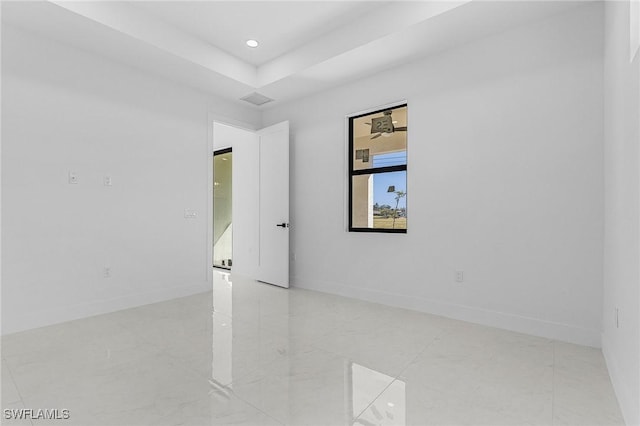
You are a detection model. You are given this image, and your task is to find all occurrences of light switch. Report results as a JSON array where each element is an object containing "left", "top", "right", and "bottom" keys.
[
  {"left": 184, "top": 209, "right": 197, "bottom": 219},
  {"left": 68, "top": 171, "right": 78, "bottom": 184}
]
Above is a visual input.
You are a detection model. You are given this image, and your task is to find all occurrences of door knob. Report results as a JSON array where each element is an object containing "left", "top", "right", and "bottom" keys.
[{"left": 276, "top": 223, "right": 289, "bottom": 228}]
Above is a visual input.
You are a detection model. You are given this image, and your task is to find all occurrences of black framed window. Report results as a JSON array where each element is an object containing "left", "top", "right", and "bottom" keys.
[{"left": 349, "top": 104, "right": 407, "bottom": 233}]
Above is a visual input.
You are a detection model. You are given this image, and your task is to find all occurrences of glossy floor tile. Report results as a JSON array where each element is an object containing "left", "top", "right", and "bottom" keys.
[{"left": 1, "top": 271, "right": 625, "bottom": 425}]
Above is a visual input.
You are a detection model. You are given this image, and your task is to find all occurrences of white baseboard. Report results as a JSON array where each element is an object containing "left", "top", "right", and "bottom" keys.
[
  {"left": 1, "top": 281, "right": 211, "bottom": 335},
  {"left": 291, "top": 275, "right": 601, "bottom": 347},
  {"left": 602, "top": 334, "right": 640, "bottom": 426}
]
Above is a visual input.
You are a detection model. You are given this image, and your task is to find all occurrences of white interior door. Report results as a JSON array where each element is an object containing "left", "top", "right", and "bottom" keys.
[{"left": 257, "top": 121, "right": 290, "bottom": 288}]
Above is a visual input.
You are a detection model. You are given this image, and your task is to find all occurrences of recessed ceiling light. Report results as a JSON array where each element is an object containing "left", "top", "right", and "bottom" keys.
[{"left": 246, "top": 39, "right": 259, "bottom": 48}]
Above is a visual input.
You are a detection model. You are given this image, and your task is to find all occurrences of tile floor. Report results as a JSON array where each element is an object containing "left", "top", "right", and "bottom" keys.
[{"left": 1, "top": 271, "right": 625, "bottom": 426}]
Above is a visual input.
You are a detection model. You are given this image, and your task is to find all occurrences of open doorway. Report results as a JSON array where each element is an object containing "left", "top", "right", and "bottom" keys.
[
  {"left": 210, "top": 120, "right": 289, "bottom": 287},
  {"left": 213, "top": 148, "right": 232, "bottom": 269}
]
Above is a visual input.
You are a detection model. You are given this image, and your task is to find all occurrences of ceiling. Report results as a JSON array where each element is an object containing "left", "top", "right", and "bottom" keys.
[
  {"left": 129, "top": 1, "right": 377, "bottom": 66},
  {"left": 1, "top": 1, "right": 587, "bottom": 109}
]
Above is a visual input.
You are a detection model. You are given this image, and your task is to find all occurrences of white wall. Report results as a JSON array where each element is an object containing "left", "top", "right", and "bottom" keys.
[
  {"left": 1, "top": 24, "right": 260, "bottom": 334},
  {"left": 602, "top": 1, "right": 640, "bottom": 424},
  {"left": 263, "top": 3, "right": 605, "bottom": 346}
]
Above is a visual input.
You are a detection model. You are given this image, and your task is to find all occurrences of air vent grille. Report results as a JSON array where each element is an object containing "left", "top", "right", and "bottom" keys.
[{"left": 240, "top": 92, "right": 274, "bottom": 106}]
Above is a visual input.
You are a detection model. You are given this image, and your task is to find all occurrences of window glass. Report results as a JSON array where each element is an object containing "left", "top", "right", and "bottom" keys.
[
  {"left": 352, "top": 106, "right": 407, "bottom": 171},
  {"left": 351, "top": 171, "right": 407, "bottom": 230},
  {"left": 349, "top": 104, "right": 407, "bottom": 233}
]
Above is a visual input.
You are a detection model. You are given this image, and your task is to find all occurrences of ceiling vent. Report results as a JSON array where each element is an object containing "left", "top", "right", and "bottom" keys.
[{"left": 240, "top": 92, "right": 274, "bottom": 106}]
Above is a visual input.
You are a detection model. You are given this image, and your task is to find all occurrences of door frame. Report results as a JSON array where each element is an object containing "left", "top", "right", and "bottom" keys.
[
  {"left": 207, "top": 115, "right": 258, "bottom": 287},
  {"left": 207, "top": 117, "right": 290, "bottom": 288},
  {"left": 212, "top": 147, "right": 233, "bottom": 270}
]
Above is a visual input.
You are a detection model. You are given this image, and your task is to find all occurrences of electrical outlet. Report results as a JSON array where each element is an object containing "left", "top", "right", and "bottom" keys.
[
  {"left": 455, "top": 270, "right": 464, "bottom": 283},
  {"left": 184, "top": 209, "right": 197, "bottom": 219},
  {"left": 103, "top": 267, "right": 111, "bottom": 278},
  {"left": 104, "top": 175, "right": 112, "bottom": 186}
]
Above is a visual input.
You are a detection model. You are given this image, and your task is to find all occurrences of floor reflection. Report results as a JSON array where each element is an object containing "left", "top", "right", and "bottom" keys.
[
  {"left": 210, "top": 270, "right": 405, "bottom": 425},
  {"left": 0, "top": 270, "right": 623, "bottom": 425},
  {"left": 351, "top": 363, "right": 405, "bottom": 426},
  {"left": 211, "top": 271, "right": 233, "bottom": 390}
]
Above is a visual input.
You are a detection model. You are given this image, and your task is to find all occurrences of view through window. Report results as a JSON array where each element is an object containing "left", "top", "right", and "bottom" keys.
[{"left": 349, "top": 104, "right": 407, "bottom": 232}]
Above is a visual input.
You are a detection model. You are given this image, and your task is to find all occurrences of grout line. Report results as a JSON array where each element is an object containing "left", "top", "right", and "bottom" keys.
[
  {"left": 2, "top": 356, "right": 27, "bottom": 403},
  {"left": 352, "top": 377, "right": 399, "bottom": 422},
  {"left": 352, "top": 326, "right": 447, "bottom": 422},
  {"left": 552, "top": 340, "right": 556, "bottom": 426},
  {"left": 2, "top": 356, "right": 34, "bottom": 426},
  {"left": 228, "top": 387, "right": 285, "bottom": 426}
]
